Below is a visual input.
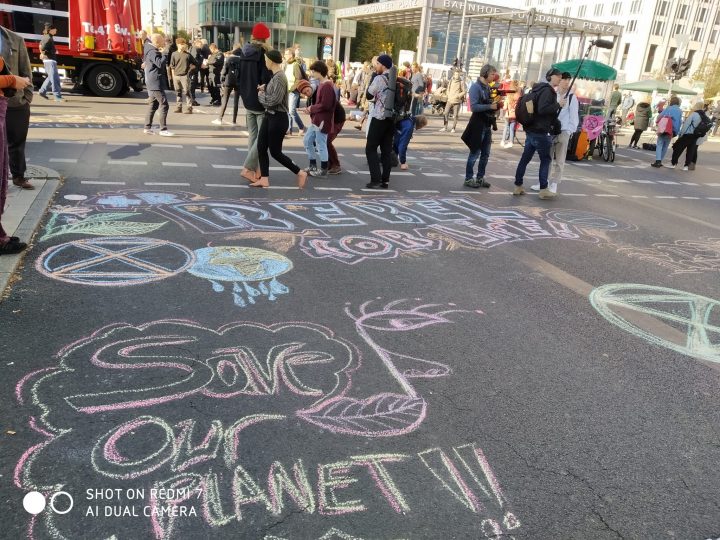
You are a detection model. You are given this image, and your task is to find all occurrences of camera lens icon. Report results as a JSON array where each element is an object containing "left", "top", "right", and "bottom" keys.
[{"left": 23, "top": 491, "right": 73, "bottom": 515}]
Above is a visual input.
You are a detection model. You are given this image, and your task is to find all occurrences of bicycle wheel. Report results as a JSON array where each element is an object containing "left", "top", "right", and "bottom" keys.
[
  {"left": 595, "top": 134, "right": 604, "bottom": 158},
  {"left": 602, "top": 134, "right": 612, "bottom": 162}
]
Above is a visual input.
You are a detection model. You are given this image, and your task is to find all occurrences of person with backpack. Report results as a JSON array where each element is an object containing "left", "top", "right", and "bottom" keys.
[
  {"left": 689, "top": 103, "right": 712, "bottom": 170},
  {"left": 214, "top": 47, "right": 242, "bottom": 125},
  {"left": 670, "top": 102, "right": 711, "bottom": 170},
  {"left": 530, "top": 72, "right": 577, "bottom": 194},
  {"left": 364, "top": 54, "right": 396, "bottom": 189},
  {"left": 512, "top": 68, "right": 564, "bottom": 200},
  {"left": 238, "top": 23, "right": 273, "bottom": 183},
  {"left": 393, "top": 114, "right": 428, "bottom": 170},
  {"left": 460, "top": 64, "right": 498, "bottom": 189},
  {"left": 283, "top": 48, "right": 307, "bottom": 136},
  {"left": 206, "top": 43, "right": 224, "bottom": 106},
  {"left": 299, "top": 61, "right": 336, "bottom": 178},
  {"left": 651, "top": 95, "right": 682, "bottom": 167},
  {"left": 170, "top": 38, "right": 198, "bottom": 114}
]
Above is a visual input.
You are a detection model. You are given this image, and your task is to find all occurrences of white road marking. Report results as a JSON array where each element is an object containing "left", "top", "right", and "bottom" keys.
[
  {"left": 145, "top": 182, "right": 191, "bottom": 186},
  {"left": 421, "top": 172, "right": 450, "bottom": 177},
  {"left": 284, "top": 150, "right": 306, "bottom": 154},
  {"left": 658, "top": 180, "right": 680, "bottom": 185},
  {"left": 107, "top": 160, "right": 147, "bottom": 165},
  {"left": 315, "top": 187, "right": 353, "bottom": 191},
  {"left": 352, "top": 153, "right": 365, "bottom": 157},
  {"left": 392, "top": 172, "right": 415, "bottom": 176},
  {"left": 491, "top": 175, "right": 515, "bottom": 179},
  {"left": 212, "top": 164, "right": 242, "bottom": 169},
  {"left": 632, "top": 180, "right": 654, "bottom": 183},
  {"left": 607, "top": 179, "right": 630, "bottom": 183},
  {"left": 597, "top": 164, "right": 614, "bottom": 168},
  {"left": 631, "top": 195, "right": 649, "bottom": 198},
  {"left": 152, "top": 143, "right": 183, "bottom": 148},
  {"left": 49, "top": 158, "right": 77, "bottom": 163},
  {"left": 81, "top": 180, "right": 126, "bottom": 185},
  {"left": 267, "top": 186, "right": 300, "bottom": 190},
  {"left": 655, "top": 195, "right": 677, "bottom": 198},
  {"left": 407, "top": 189, "right": 440, "bottom": 193},
  {"left": 361, "top": 188, "right": 397, "bottom": 192},
  {"left": 162, "top": 162, "right": 197, "bottom": 167},
  {"left": 108, "top": 142, "right": 139, "bottom": 146},
  {"left": 205, "top": 183, "right": 249, "bottom": 188},
  {"left": 706, "top": 183, "right": 720, "bottom": 187},
  {"left": 681, "top": 196, "right": 701, "bottom": 199},
  {"left": 197, "top": 146, "right": 226, "bottom": 150},
  {"left": 679, "top": 182, "right": 698, "bottom": 186},
  {"left": 595, "top": 194, "right": 619, "bottom": 197},
  {"left": 27, "top": 139, "right": 44, "bottom": 143},
  {"left": 56, "top": 140, "right": 90, "bottom": 144},
  {"left": 561, "top": 193, "right": 588, "bottom": 196},
  {"left": 449, "top": 190, "right": 482, "bottom": 194}
]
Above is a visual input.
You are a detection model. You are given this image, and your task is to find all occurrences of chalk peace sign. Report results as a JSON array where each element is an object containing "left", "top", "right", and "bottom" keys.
[{"left": 590, "top": 284, "right": 720, "bottom": 364}]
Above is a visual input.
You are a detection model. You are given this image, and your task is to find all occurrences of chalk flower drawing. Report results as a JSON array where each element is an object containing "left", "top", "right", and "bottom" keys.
[
  {"left": 590, "top": 284, "right": 720, "bottom": 363},
  {"left": 40, "top": 207, "right": 166, "bottom": 241},
  {"left": 187, "top": 247, "right": 293, "bottom": 307}
]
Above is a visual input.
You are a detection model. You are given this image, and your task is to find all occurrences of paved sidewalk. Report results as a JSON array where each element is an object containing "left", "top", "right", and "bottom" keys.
[{"left": 0, "top": 165, "right": 60, "bottom": 294}]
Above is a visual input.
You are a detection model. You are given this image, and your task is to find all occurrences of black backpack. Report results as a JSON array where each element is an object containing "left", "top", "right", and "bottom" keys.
[
  {"left": 392, "top": 76, "right": 413, "bottom": 121},
  {"left": 694, "top": 111, "right": 713, "bottom": 138},
  {"left": 515, "top": 91, "right": 536, "bottom": 128}
]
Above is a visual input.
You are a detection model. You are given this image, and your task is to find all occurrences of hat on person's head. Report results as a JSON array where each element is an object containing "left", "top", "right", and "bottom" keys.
[
  {"left": 545, "top": 68, "right": 562, "bottom": 81},
  {"left": 265, "top": 49, "right": 282, "bottom": 64},
  {"left": 252, "top": 23, "right": 271, "bottom": 40},
  {"left": 377, "top": 54, "right": 393, "bottom": 70},
  {"left": 296, "top": 79, "right": 312, "bottom": 95}
]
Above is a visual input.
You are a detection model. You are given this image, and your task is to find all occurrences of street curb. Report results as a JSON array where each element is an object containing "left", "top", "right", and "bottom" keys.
[{"left": 0, "top": 178, "right": 61, "bottom": 297}]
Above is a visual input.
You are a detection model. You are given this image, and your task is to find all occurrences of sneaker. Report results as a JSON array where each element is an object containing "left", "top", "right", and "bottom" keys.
[
  {"left": 513, "top": 185, "right": 526, "bottom": 196},
  {"left": 158, "top": 130, "right": 175, "bottom": 137},
  {"left": 650, "top": 161, "right": 662, "bottom": 168},
  {"left": 191, "top": 100, "right": 200, "bottom": 106},
  {"left": 54, "top": 97, "right": 66, "bottom": 102},
  {"left": 476, "top": 179, "right": 491, "bottom": 188},
  {"left": 366, "top": 181, "right": 384, "bottom": 189},
  {"left": 530, "top": 183, "right": 541, "bottom": 191},
  {"left": 38, "top": 92, "right": 48, "bottom": 100},
  {"left": 0, "top": 238, "right": 27, "bottom": 255},
  {"left": 549, "top": 182, "right": 558, "bottom": 194},
  {"left": 143, "top": 128, "right": 156, "bottom": 135},
  {"left": 328, "top": 167, "right": 342, "bottom": 175},
  {"left": 439, "top": 127, "right": 447, "bottom": 132},
  {"left": 211, "top": 118, "right": 223, "bottom": 125},
  {"left": 538, "top": 188, "right": 557, "bottom": 200},
  {"left": 671, "top": 163, "right": 677, "bottom": 169},
  {"left": 683, "top": 166, "right": 689, "bottom": 171},
  {"left": 688, "top": 163, "right": 696, "bottom": 170},
  {"left": 450, "top": 128, "right": 456, "bottom": 133},
  {"left": 310, "top": 168, "right": 328, "bottom": 178},
  {"left": 12, "top": 177, "right": 34, "bottom": 190},
  {"left": 306, "top": 165, "right": 317, "bottom": 174},
  {"left": 463, "top": 179, "right": 480, "bottom": 188}
]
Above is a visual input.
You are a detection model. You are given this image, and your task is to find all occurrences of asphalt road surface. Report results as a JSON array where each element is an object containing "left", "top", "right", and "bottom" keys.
[{"left": 1, "top": 93, "right": 720, "bottom": 540}]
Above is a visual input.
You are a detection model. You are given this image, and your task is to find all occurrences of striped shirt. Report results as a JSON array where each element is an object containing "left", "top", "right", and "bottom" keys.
[{"left": 259, "top": 71, "right": 289, "bottom": 115}]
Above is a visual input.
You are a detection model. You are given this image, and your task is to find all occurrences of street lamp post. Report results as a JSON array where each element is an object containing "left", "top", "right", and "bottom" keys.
[{"left": 666, "top": 33, "right": 691, "bottom": 100}]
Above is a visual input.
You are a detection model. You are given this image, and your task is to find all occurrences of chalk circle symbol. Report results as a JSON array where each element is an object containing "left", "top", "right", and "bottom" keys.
[
  {"left": 23, "top": 491, "right": 46, "bottom": 514},
  {"left": 36, "top": 237, "right": 195, "bottom": 287},
  {"left": 546, "top": 210, "right": 631, "bottom": 231},
  {"left": 49, "top": 491, "right": 74, "bottom": 515},
  {"left": 590, "top": 284, "right": 720, "bottom": 364},
  {"left": 188, "top": 246, "right": 292, "bottom": 282}
]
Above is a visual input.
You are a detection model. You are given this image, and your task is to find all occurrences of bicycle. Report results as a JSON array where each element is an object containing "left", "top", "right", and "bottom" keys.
[{"left": 594, "top": 119, "right": 617, "bottom": 162}]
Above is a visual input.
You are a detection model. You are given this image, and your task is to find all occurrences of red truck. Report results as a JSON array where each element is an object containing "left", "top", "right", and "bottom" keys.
[{"left": 0, "top": 0, "right": 144, "bottom": 97}]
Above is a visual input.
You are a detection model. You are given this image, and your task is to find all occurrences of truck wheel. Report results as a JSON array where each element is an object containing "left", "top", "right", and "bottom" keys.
[{"left": 86, "top": 66, "right": 123, "bottom": 97}]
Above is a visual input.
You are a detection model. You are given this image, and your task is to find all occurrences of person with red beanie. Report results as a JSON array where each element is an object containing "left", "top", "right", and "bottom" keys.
[{"left": 238, "top": 22, "right": 272, "bottom": 183}]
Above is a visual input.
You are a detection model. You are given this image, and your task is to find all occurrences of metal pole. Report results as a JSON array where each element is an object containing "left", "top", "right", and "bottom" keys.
[
  {"left": 442, "top": 12, "right": 452, "bottom": 65},
  {"left": 417, "top": 0, "right": 432, "bottom": 64},
  {"left": 555, "top": 29, "right": 566, "bottom": 61},
  {"left": 504, "top": 20, "right": 512, "bottom": 70},
  {"left": 523, "top": 38, "right": 534, "bottom": 82},
  {"left": 456, "top": 0, "right": 468, "bottom": 62},
  {"left": 464, "top": 21, "right": 472, "bottom": 68},
  {"left": 536, "top": 26, "right": 548, "bottom": 80},
  {"left": 577, "top": 32, "right": 585, "bottom": 56},
  {"left": 150, "top": 0, "right": 155, "bottom": 29},
  {"left": 484, "top": 19, "right": 492, "bottom": 63},
  {"left": 332, "top": 15, "right": 341, "bottom": 62}
]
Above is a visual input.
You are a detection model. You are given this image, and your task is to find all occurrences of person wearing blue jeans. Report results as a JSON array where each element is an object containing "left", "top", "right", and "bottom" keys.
[
  {"left": 460, "top": 64, "right": 498, "bottom": 188},
  {"left": 651, "top": 95, "right": 682, "bottom": 167},
  {"left": 288, "top": 90, "right": 305, "bottom": 134},
  {"left": 393, "top": 115, "right": 427, "bottom": 169},
  {"left": 512, "top": 69, "right": 563, "bottom": 200},
  {"left": 38, "top": 24, "right": 63, "bottom": 101}
]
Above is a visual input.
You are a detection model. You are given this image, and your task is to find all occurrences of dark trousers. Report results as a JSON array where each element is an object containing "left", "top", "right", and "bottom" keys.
[
  {"left": 145, "top": 90, "right": 169, "bottom": 130},
  {"left": 671, "top": 134, "right": 698, "bottom": 166},
  {"left": 209, "top": 79, "right": 221, "bottom": 103},
  {"left": 515, "top": 132, "right": 553, "bottom": 189},
  {"left": 365, "top": 117, "right": 395, "bottom": 183},
  {"left": 6, "top": 104, "right": 30, "bottom": 179},
  {"left": 219, "top": 86, "right": 241, "bottom": 122},
  {"left": 257, "top": 112, "right": 300, "bottom": 177},
  {"left": 328, "top": 121, "right": 344, "bottom": 168},
  {"left": 630, "top": 129, "right": 643, "bottom": 147},
  {"left": 199, "top": 68, "right": 209, "bottom": 92}
]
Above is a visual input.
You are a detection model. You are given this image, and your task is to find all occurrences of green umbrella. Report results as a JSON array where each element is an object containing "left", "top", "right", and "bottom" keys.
[
  {"left": 619, "top": 80, "right": 698, "bottom": 95},
  {"left": 552, "top": 59, "right": 617, "bottom": 81}
]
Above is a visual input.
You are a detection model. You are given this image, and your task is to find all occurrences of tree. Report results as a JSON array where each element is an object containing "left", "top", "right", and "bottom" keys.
[
  {"left": 350, "top": 23, "right": 419, "bottom": 64},
  {"left": 176, "top": 29, "right": 192, "bottom": 42},
  {"left": 693, "top": 58, "right": 720, "bottom": 98}
]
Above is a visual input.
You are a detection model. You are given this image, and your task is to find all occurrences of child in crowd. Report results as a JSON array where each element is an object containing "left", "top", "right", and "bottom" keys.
[{"left": 392, "top": 115, "right": 428, "bottom": 170}]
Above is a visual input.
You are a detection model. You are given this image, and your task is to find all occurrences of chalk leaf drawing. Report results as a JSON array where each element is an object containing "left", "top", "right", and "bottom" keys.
[
  {"left": 40, "top": 207, "right": 166, "bottom": 241},
  {"left": 297, "top": 299, "right": 483, "bottom": 437},
  {"left": 35, "top": 237, "right": 196, "bottom": 286},
  {"left": 187, "top": 247, "right": 293, "bottom": 307},
  {"left": 590, "top": 284, "right": 720, "bottom": 363}
]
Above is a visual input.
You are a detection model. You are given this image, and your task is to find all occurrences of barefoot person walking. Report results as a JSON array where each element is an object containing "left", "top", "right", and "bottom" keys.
[{"left": 250, "top": 49, "right": 308, "bottom": 189}]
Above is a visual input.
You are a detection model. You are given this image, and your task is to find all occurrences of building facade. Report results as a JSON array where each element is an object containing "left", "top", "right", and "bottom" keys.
[
  {"left": 495, "top": 0, "right": 720, "bottom": 85},
  {"left": 195, "top": 0, "right": 357, "bottom": 59}
]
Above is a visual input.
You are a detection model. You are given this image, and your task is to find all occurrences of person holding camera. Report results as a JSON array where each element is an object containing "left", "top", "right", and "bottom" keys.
[{"left": 460, "top": 64, "right": 498, "bottom": 189}]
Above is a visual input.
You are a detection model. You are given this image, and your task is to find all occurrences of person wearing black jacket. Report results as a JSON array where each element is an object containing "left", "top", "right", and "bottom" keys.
[
  {"left": 143, "top": 34, "right": 173, "bottom": 136},
  {"left": 189, "top": 39, "right": 204, "bottom": 105},
  {"left": 513, "top": 68, "right": 563, "bottom": 200},
  {"left": 163, "top": 36, "right": 177, "bottom": 91},
  {"left": 38, "top": 23, "right": 64, "bottom": 101},
  {"left": 238, "top": 23, "right": 272, "bottom": 183},
  {"left": 206, "top": 43, "right": 224, "bottom": 106},
  {"left": 214, "top": 48, "right": 242, "bottom": 125},
  {"left": 170, "top": 39, "right": 199, "bottom": 114}
]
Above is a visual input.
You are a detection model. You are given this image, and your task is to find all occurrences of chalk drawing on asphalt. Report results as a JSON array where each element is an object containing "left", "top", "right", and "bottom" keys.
[
  {"left": 187, "top": 247, "right": 293, "bottom": 307},
  {"left": 35, "top": 237, "right": 195, "bottom": 286},
  {"left": 40, "top": 206, "right": 167, "bottom": 241},
  {"left": 590, "top": 284, "right": 720, "bottom": 364},
  {"left": 616, "top": 238, "right": 720, "bottom": 275}
]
